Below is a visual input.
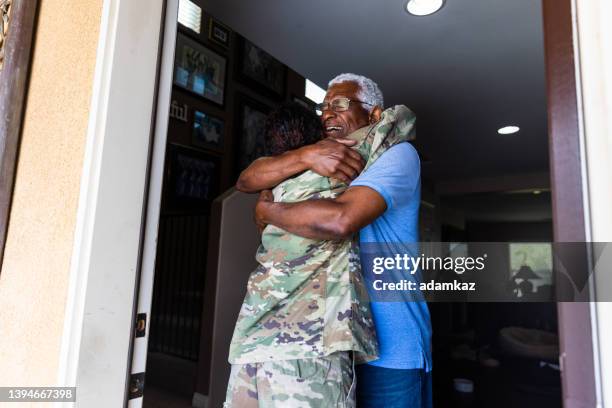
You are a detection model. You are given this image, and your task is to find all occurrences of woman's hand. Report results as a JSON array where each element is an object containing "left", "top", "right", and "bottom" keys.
[{"left": 254, "top": 190, "right": 274, "bottom": 234}]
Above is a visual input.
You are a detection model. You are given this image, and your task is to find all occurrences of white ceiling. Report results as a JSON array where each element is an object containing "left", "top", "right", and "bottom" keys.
[{"left": 201, "top": 0, "right": 549, "bottom": 185}]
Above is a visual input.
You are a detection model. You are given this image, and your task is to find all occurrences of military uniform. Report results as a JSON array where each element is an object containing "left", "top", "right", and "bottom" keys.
[
  {"left": 225, "top": 106, "right": 416, "bottom": 407},
  {"left": 224, "top": 352, "right": 354, "bottom": 408}
]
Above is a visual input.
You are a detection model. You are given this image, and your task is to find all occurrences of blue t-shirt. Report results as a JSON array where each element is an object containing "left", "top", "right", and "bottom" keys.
[{"left": 351, "top": 142, "right": 432, "bottom": 371}]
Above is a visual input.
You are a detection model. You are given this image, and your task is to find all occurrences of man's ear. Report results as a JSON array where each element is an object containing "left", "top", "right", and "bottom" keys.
[{"left": 369, "top": 106, "right": 383, "bottom": 124}]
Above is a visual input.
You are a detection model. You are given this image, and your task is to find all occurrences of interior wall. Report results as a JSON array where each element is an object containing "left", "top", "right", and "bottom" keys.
[
  {"left": 199, "top": 190, "right": 260, "bottom": 408},
  {"left": 431, "top": 220, "right": 559, "bottom": 408},
  {"left": 165, "top": 10, "right": 307, "bottom": 194},
  {"left": 0, "top": 0, "right": 103, "bottom": 386}
]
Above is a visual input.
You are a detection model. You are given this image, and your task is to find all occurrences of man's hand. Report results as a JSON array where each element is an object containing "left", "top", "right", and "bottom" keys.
[
  {"left": 236, "top": 137, "right": 365, "bottom": 193},
  {"left": 301, "top": 138, "right": 365, "bottom": 184},
  {"left": 254, "top": 190, "right": 274, "bottom": 234}
]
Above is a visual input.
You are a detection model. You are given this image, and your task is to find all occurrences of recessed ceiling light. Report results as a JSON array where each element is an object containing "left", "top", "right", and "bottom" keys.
[
  {"left": 406, "top": 0, "right": 445, "bottom": 16},
  {"left": 498, "top": 125, "right": 520, "bottom": 135},
  {"left": 533, "top": 190, "right": 541, "bottom": 195}
]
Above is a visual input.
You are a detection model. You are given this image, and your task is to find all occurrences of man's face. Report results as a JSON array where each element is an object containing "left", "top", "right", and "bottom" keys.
[{"left": 321, "top": 81, "right": 370, "bottom": 139}]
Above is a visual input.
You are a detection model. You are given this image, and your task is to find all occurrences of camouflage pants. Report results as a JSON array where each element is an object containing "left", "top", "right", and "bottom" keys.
[{"left": 224, "top": 352, "right": 355, "bottom": 408}]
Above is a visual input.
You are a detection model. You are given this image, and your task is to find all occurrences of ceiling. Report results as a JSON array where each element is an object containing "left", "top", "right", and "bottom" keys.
[{"left": 201, "top": 0, "right": 549, "bottom": 185}]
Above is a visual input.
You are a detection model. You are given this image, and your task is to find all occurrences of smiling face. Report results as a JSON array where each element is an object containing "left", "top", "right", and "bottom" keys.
[{"left": 321, "top": 81, "right": 371, "bottom": 139}]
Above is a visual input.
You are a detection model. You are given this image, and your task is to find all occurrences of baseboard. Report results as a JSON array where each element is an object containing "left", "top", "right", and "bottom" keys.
[{"left": 192, "top": 392, "right": 208, "bottom": 408}]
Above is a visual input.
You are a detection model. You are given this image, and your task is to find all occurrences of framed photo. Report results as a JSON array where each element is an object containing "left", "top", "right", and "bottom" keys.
[
  {"left": 173, "top": 33, "right": 227, "bottom": 106},
  {"left": 236, "top": 37, "right": 286, "bottom": 98},
  {"left": 164, "top": 144, "right": 221, "bottom": 212},
  {"left": 234, "top": 95, "right": 271, "bottom": 174},
  {"left": 192, "top": 110, "right": 224, "bottom": 151},
  {"left": 208, "top": 17, "right": 230, "bottom": 48}
]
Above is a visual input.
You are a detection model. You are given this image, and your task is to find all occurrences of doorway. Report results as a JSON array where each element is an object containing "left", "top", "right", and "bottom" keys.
[{"left": 127, "top": 0, "right": 598, "bottom": 407}]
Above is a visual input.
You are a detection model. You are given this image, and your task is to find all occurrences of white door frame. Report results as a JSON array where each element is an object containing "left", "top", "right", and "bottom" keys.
[
  {"left": 56, "top": 0, "right": 171, "bottom": 406},
  {"left": 573, "top": 0, "right": 612, "bottom": 405}
]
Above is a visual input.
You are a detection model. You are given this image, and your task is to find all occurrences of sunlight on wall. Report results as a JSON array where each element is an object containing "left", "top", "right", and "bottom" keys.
[{"left": 305, "top": 79, "right": 325, "bottom": 103}]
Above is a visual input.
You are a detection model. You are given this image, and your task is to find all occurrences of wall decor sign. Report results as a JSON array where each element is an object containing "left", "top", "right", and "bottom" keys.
[
  {"left": 192, "top": 110, "right": 224, "bottom": 150},
  {"left": 165, "top": 144, "right": 220, "bottom": 212},
  {"left": 169, "top": 99, "right": 188, "bottom": 122},
  {"left": 173, "top": 33, "right": 226, "bottom": 105},
  {"left": 235, "top": 95, "right": 270, "bottom": 173},
  {"left": 208, "top": 17, "right": 230, "bottom": 48},
  {"left": 236, "top": 37, "right": 286, "bottom": 97}
]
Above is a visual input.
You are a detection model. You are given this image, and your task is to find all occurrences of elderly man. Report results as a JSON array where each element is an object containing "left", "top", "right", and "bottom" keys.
[{"left": 238, "top": 73, "right": 432, "bottom": 408}]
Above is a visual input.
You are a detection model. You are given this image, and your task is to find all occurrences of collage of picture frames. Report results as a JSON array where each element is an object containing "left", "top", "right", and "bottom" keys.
[{"left": 165, "top": 10, "right": 314, "bottom": 214}]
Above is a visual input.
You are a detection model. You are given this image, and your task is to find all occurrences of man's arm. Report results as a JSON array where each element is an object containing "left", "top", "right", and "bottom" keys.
[
  {"left": 255, "top": 142, "right": 421, "bottom": 240},
  {"left": 254, "top": 186, "right": 387, "bottom": 240},
  {"left": 236, "top": 138, "right": 365, "bottom": 193}
]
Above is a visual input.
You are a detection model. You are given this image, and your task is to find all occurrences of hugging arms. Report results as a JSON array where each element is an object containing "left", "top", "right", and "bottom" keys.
[{"left": 237, "top": 138, "right": 388, "bottom": 240}]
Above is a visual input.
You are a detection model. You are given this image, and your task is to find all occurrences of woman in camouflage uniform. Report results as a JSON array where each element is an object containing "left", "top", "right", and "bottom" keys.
[{"left": 225, "top": 101, "right": 415, "bottom": 408}]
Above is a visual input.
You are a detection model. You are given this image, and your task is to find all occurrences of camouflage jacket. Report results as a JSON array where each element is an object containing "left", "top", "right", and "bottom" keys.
[{"left": 228, "top": 105, "right": 416, "bottom": 364}]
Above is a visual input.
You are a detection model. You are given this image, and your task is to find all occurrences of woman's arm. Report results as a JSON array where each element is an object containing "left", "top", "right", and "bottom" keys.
[
  {"left": 236, "top": 138, "right": 365, "bottom": 193},
  {"left": 235, "top": 148, "right": 310, "bottom": 193}
]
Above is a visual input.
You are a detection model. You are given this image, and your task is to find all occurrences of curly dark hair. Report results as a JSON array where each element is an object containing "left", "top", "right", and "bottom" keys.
[{"left": 263, "top": 102, "right": 323, "bottom": 156}]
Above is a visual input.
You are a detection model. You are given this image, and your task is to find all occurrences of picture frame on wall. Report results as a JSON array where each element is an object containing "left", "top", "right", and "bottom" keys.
[
  {"left": 208, "top": 17, "right": 231, "bottom": 49},
  {"left": 236, "top": 36, "right": 286, "bottom": 98},
  {"left": 234, "top": 94, "right": 271, "bottom": 174},
  {"left": 192, "top": 110, "right": 224, "bottom": 151},
  {"left": 173, "top": 33, "right": 227, "bottom": 106},
  {"left": 164, "top": 144, "right": 221, "bottom": 212}
]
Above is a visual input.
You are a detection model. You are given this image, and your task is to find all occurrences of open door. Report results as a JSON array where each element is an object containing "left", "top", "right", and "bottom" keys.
[{"left": 127, "top": 1, "right": 179, "bottom": 406}]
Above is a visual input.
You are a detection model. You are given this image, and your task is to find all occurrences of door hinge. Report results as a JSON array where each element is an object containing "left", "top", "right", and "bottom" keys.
[
  {"left": 129, "top": 372, "right": 145, "bottom": 399},
  {"left": 135, "top": 313, "right": 147, "bottom": 338}
]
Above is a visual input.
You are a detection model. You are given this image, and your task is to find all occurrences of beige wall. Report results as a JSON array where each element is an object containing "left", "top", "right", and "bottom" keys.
[{"left": 0, "top": 0, "right": 103, "bottom": 387}]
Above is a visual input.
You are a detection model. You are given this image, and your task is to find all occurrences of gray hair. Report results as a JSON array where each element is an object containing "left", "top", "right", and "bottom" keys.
[{"left": 328, "top": 73, "right": 384, "bottom": 112}]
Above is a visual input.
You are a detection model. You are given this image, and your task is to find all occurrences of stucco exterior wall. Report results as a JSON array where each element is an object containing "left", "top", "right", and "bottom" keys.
[{"left": 0, "top": 0, "right": 103, "bottom": 387}]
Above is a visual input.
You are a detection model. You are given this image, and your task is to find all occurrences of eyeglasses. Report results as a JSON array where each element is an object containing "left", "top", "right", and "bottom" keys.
[{"left": 315, "top": 97, "right": 373, "bottom": 116}]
